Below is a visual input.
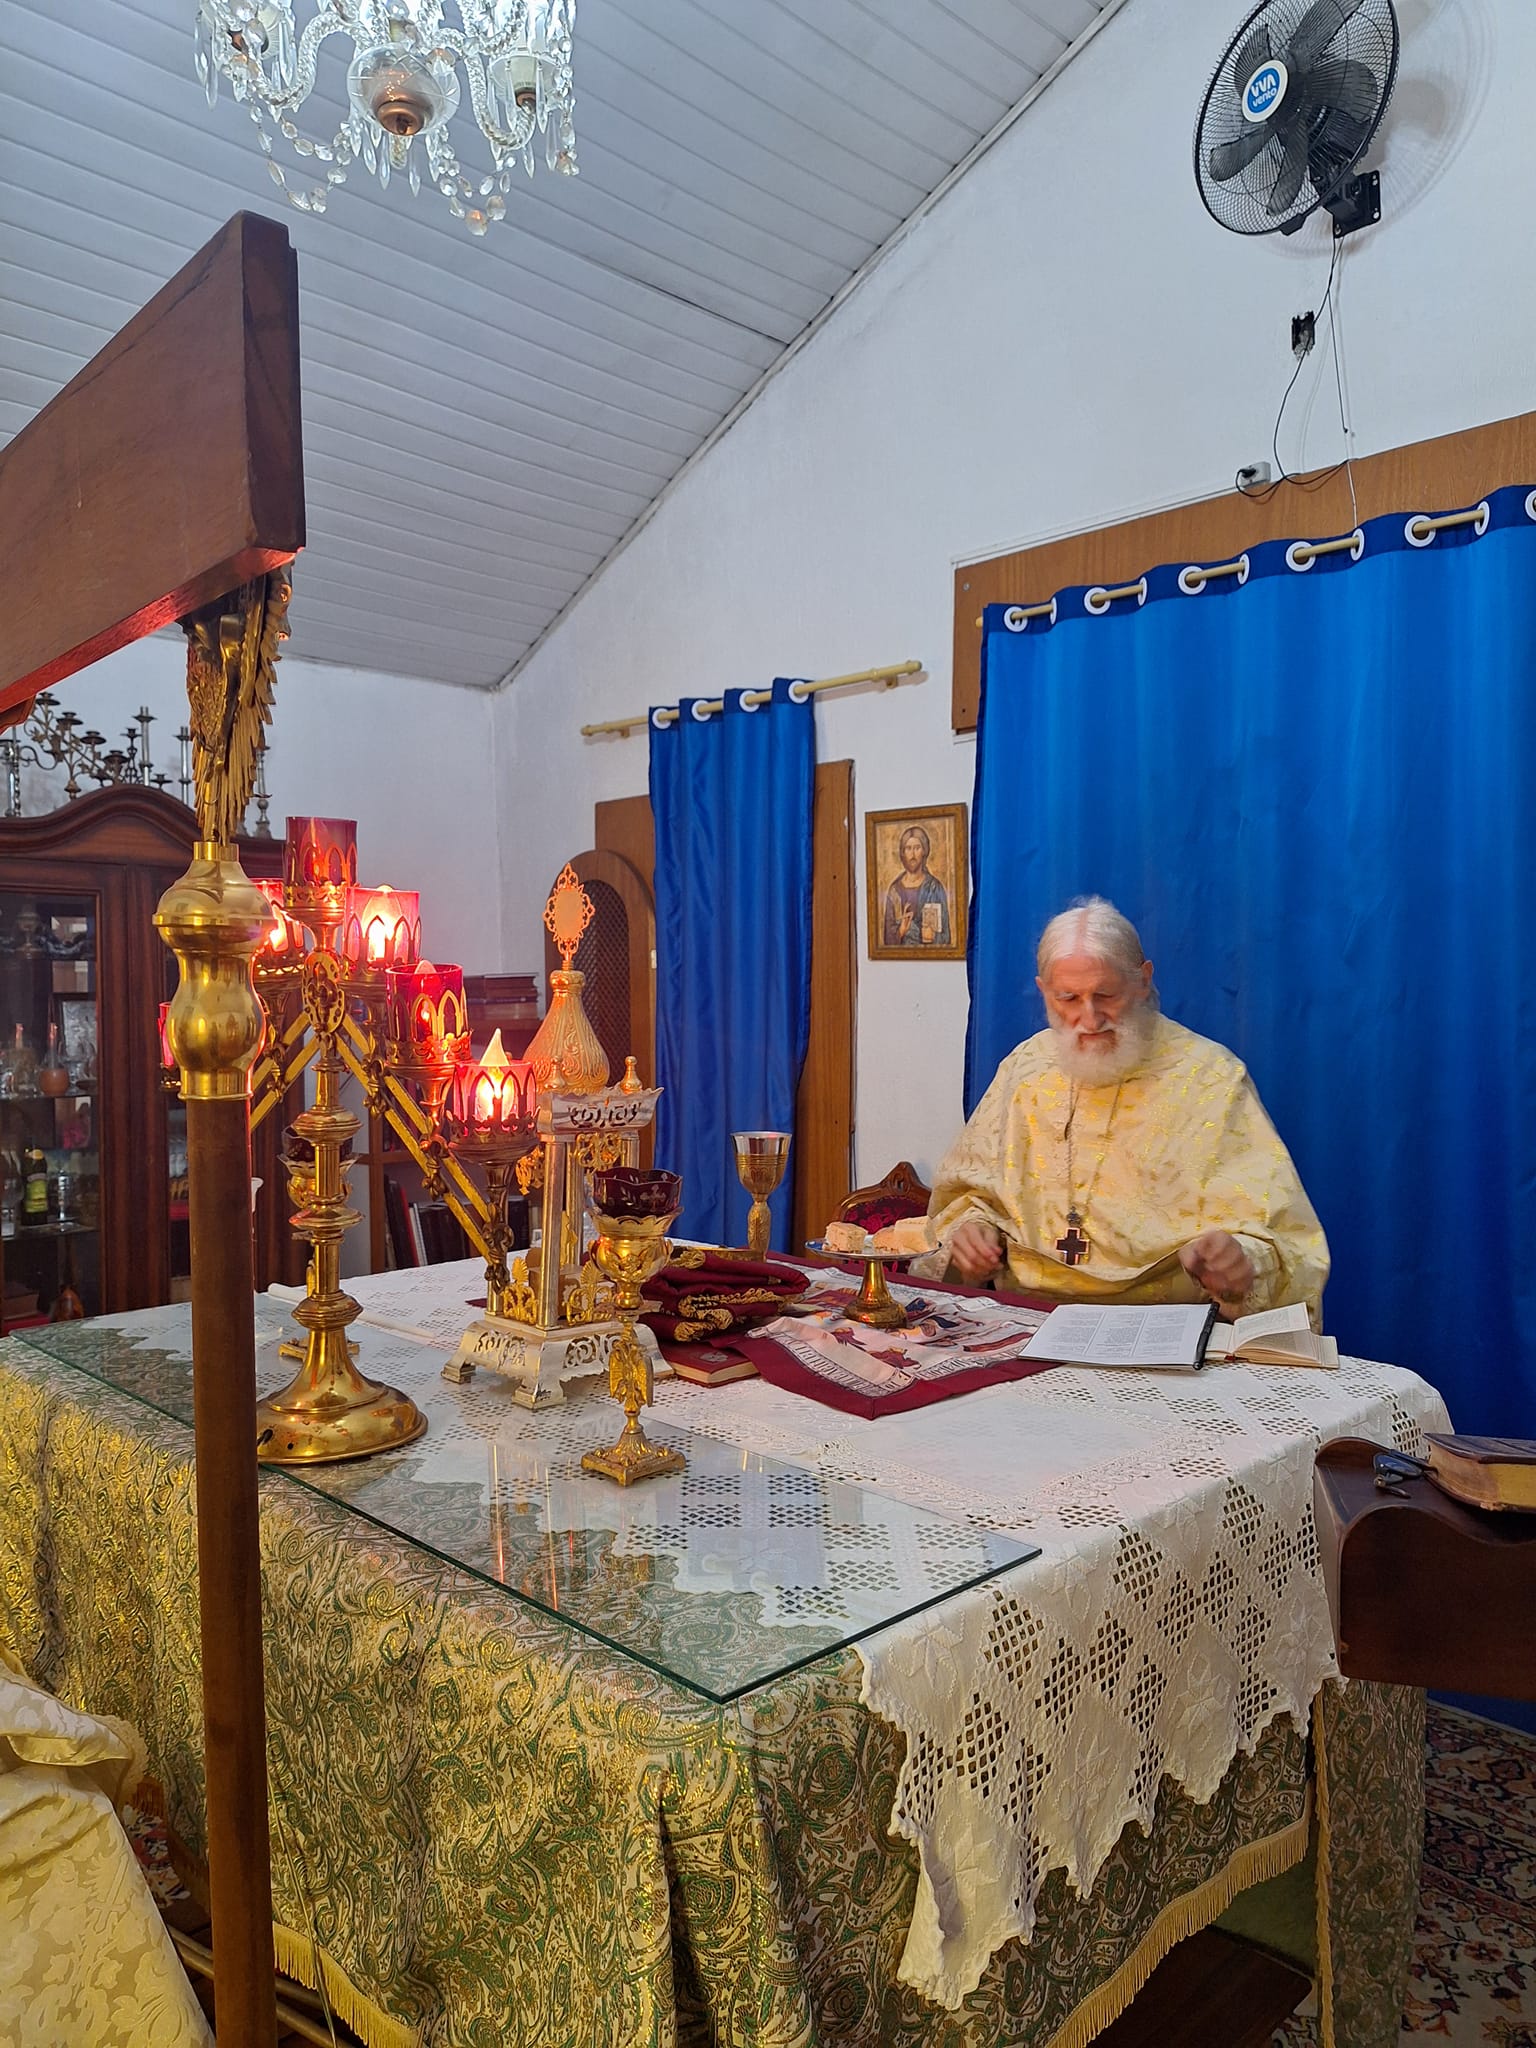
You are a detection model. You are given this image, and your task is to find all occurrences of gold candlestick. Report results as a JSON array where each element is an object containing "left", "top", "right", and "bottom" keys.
[
  {"left": 581, "top": 1169, "right": 686, "bottom": 1486},
  {"left": 733, "top": 1130, "right": 790, "bottom": 1257},
  {"left": 255, "top": 817, "right": 426, "bottom": 1464}
]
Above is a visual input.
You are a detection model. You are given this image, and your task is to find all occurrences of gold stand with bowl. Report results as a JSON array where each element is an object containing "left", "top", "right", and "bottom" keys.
[{"left": 580, "top": 1167, "right": 687, "bottom": 1485}]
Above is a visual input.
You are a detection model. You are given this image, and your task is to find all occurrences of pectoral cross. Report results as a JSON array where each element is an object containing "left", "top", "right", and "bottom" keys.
[{"left": 1056, "top": 1212, "right": 1089, "bottom": 1266}]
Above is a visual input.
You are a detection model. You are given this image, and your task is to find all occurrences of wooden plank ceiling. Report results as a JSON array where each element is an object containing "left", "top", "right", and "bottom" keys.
[{"left": 0, "top": 0, "right": 1116, "bottom": 688}]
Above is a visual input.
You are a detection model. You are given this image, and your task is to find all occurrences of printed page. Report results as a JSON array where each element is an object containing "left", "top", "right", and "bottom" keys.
[
  {"left": 1226, "top": 1303, "right": 1311, "bottom": 1350},
  {"left": 1019, "top": 1302, "right": 1213, "bottom": 1369}
]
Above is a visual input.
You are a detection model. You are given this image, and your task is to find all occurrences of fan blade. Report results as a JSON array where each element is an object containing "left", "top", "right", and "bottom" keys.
[
  {"left": 1267, "top": 119, "right": 1310, "bottom": 214},
  {"left": 1287, "top": 0, "right": 1365, "bottom": 75},
  {"left": 1294, "top": 57, "right": 1382, "bottom": 121},
  {"left": 1208, "top": 120, "right": 1276, "bottom": 182},
  {"left": 1231, "top": 19, "right": 1272, "bottom": 93}
]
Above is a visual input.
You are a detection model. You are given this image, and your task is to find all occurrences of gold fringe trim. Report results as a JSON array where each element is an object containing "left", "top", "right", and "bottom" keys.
[
  {"left": 273, "top": 1921, "right": 419, "bottom": 2048},
  {"left": 1043, "top": 1800, "right": 1312, "bottom": 2048},
  {"left": 131, "top": 1782, "right": 417, "bottom": 2048},
  {"left": 1313, "top": 1688, "right": 1338, "bottom": 2048}
]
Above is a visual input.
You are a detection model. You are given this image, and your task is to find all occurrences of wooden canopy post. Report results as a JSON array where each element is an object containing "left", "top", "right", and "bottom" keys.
[{"left": 0, "top": 211, "right": 304, "bottom": 2048}]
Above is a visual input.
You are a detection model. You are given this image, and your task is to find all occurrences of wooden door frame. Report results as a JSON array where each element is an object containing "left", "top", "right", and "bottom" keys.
[{"left": 952, "top": 407, "right": 1536, "bottom": 731}]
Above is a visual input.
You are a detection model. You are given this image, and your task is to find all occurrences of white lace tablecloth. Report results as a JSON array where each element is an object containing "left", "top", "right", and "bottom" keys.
[{"left": 319, "top": 1261, "right": 1453, "bottom": 2009}]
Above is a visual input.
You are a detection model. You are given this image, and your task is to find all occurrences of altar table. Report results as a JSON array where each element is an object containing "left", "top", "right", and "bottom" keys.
[{"left": 0, "top": 1267, "right": 1448, "bottom": 2048}]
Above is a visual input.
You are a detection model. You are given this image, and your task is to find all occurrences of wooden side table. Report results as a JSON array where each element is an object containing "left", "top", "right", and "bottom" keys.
[{"left": 1313, "top": 1436, "right": 1536, "bottom": 1698}]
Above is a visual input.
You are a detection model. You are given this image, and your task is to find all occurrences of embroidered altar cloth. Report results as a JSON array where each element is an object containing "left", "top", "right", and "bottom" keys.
[{"left": 328, "top": 1260, "right": 1450, "bottom": 2008}]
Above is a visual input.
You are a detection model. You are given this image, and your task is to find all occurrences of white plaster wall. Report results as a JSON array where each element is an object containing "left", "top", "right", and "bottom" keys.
[
  {"left": 496, "top": 0, "right": 1516, "bottom": 1185},
  {"left": 26, "top": 635, "right": 503, "bottom": 973}
]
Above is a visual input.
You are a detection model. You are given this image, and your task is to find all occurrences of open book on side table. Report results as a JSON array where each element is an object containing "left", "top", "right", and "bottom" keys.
[{"left": 1020, "top": 1299, "right": 1337, "bottom": 1373}]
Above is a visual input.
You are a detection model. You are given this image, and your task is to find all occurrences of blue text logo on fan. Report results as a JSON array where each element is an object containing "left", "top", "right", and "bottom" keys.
[{"left": 1242, "top": 59, "right": 1288, "bottom": 121}]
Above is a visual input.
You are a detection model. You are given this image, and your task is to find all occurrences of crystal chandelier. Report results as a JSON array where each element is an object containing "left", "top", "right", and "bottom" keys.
[{"left": 194, "top": 2, "right": 577, "bottom": 235}]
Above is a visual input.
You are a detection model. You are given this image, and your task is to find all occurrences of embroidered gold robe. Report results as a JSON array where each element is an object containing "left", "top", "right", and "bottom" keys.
[{"left": 928, "top": 1016, "right": 1329, "bottom": 1316}]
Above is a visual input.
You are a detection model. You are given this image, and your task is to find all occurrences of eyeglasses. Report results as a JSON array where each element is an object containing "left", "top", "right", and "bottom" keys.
[{"left": 1372, "top": 1450, "right": 1428, "bottom": 1497}]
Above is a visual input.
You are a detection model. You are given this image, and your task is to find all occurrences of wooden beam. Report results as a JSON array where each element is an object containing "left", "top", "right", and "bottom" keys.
[
  {"left": 0, "top": 212, "right": 303, "bottom": 716},
  {"left": 952, "top": 408, "right": 1536, "bottom": 731}
]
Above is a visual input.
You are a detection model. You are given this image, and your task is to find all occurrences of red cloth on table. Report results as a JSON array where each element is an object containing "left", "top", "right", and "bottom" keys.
[{"left": 640, "top": 1250, "right": 808, "bottom": 1344}]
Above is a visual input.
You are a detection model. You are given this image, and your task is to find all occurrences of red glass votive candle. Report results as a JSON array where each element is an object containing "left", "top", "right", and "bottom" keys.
[
  {"left": 157, "top": 1001, "right": 175, "bottom": 1071},
  {"left": 283, "top": 816, "right": 358, "bottom": 917},
  {"left": 251, "top": 878, "right": 304, "bottom": 970},
  {"left": 341, "top": 885, "right": 421, "bottom": 977},
  {"left": 447, "top": 1030, "right": 538, "bottom": 1140},
  {"left": 386, "top": 961, "right": 467, "bottom": 1062},
  {"left": 590, "top": 1167, "right": 682, "bottom": 1219}
]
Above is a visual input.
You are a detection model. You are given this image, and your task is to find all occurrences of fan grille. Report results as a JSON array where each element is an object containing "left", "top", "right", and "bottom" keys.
[{"left": 1194, "top": 0, "right": 1398, "bottom": 236}]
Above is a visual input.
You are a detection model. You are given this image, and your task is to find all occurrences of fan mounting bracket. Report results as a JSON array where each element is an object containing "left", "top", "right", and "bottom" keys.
[{"left": 1326, "top": 168, "right": 1381, "bottom": 239}]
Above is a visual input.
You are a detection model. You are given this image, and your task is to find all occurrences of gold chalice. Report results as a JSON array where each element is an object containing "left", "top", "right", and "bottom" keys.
[
  {"left": 580, "top": 1168, "right": 686, "bottom": 1487},
  {"left": 733, "top": 1130, "right": 791, "bottom": 1257}
]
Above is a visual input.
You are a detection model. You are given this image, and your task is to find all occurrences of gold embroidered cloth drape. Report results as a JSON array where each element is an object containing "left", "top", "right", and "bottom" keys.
[{"left": 0, "top": 1331, "right": 1419, "bottom": 2048}]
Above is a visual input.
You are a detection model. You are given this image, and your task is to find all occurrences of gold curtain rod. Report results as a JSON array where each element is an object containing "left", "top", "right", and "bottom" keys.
[
  {"left": 580, "top": 660, "right": 923, "bottom": 738},
  {"left": 975, "top": 498, "right": 1500, "bottom": 625}
]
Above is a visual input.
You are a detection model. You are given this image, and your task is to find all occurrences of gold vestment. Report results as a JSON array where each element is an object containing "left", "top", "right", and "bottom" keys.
[{"left": 929, "top": 1016, "right": 1329, "bottom": 1316}]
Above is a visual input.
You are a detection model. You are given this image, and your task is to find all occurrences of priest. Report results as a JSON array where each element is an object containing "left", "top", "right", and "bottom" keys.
[{"left": 930, "top": 899, "right": 1329, "bottom": 1316}]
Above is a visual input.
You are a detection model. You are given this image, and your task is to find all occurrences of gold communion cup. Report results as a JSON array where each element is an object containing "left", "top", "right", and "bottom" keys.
[
  {"left": 732, "top": 1130, "right": 791, "bottom": 1258},
  {"left": 580, "top": 1168, "right": 686, "bottom": 1486}
]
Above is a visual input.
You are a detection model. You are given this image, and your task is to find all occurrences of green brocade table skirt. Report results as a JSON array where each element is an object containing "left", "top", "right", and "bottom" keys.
[{"left": 0, "top": 1335, "right": 1421, "bottom": 2048}]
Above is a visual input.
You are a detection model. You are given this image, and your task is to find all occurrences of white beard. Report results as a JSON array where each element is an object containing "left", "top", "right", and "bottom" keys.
[{"left": 1050, "top": 1003, "right": 1157, "bottom": 1087}]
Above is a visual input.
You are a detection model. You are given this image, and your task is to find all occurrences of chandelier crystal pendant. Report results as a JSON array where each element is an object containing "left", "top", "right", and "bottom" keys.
[{"left": 194, "top": 1, "right": 577, "bottom": 235}]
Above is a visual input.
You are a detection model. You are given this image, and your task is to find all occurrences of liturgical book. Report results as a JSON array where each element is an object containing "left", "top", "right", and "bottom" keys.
[
  {"left": 1020, "top": 1299, "right": 1336, "bottom": 1373},
  {"left": 1424, "top": 1435, "right": 1536, "bottom": 1513}
]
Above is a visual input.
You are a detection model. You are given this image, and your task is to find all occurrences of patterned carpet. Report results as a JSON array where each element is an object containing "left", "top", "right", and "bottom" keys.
[{"left": 1276, "top": 1704, "right": 1536, "bottom": 2045}]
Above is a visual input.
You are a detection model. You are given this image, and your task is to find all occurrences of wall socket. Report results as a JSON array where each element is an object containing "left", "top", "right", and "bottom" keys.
[
  {"left": 1237, "top": 461, "right": 1273, "bottom": 489},
  {"left": 1291, "top": 311, "right": 1316, "bottom": 358}
]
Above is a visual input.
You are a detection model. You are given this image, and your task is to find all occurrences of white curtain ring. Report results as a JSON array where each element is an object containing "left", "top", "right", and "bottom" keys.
[
  {"left": 650, "top": 707, "right": 674, "bottom": 730},
  {"left": 1349, "top": 527, "right": 1365, "bottom": 561},
  {"left": 1084, "top": 587, "right": 1110, "bottom": 616},
  {"left": 1178, "top": 566, "right": 1205, "bottom": 596},
  {"left": 738, "top": 691, "right": 762, "bottom": 713},
  {"left": 1286, "top": 541, "right": 1314, "bottom": 573},
  {"left": 1133, "top": 576, "right": 1148, "bottom": 607},
  {"left": 690, "top": 698, "right": 713, "bottom": 722},
  {"left": 1405, "top": 514, "right": 1435, "bottom": 548},
  {"left": 1003, "top": 606, "right": 1029, "bottom": 632},
  {"left": 787, "top": 679, "right": 812, "bottom": 703},
  {"left": 1474, "top": 499, "right": 1491, "bottom": 536},
  {"left": 1237, "top": 551, "right": 1251, "bottom": 584},
  {"left": 1525, "top": 489, "right": 1536, "bottom": 524}
]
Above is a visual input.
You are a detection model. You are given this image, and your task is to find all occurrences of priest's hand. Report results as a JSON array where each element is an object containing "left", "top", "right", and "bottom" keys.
[
  {"left": 1179, "top": 1229, "right": 1255, "bottom": 1304},
  {"left": 950, "top": 1221, "right": 1005, "bottom": 1284}
]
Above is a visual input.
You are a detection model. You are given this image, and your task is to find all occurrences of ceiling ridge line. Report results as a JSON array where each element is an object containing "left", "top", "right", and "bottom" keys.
[{"left": 493, "top": 0, "right": 1132, "bottom": 693}]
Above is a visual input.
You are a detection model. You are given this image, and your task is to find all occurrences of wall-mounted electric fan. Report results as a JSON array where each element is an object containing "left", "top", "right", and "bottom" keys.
[{"left": 1195, "top": 0, "right": 1398, "bottom": 237}]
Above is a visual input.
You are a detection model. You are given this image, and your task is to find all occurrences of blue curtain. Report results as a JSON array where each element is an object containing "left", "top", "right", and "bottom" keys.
[
  {"left": 968, "top": 485, "right": 1536, "bottom": 1437},
  {"left": 650, "top": 679, "right": 815, "bottom": 1249}
]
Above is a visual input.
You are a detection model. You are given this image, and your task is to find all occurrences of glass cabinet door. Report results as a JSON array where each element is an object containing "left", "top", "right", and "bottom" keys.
[{"left": 0, "top": 892, "right": 100, "bottom": 1328}]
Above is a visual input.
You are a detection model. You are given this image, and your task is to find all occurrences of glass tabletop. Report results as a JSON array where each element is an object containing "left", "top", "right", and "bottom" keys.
[{"left": 8, "top": 1303, "right": 1040, "bottom": 1704}]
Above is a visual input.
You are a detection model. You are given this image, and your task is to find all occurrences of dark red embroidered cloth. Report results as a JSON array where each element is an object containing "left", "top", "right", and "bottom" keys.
[{"left": 667, "top": 1263, "right": 1062, "bottom": 1419}]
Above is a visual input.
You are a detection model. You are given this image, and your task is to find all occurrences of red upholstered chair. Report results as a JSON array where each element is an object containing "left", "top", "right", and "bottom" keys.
[{"left": 834, "top": 1162, "right": 932, "bottom": 1236}]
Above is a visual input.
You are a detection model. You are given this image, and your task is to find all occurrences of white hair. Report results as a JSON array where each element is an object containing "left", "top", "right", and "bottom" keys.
[{"left": 1036, "top": 897, "right": 1148, "bottom": 982}]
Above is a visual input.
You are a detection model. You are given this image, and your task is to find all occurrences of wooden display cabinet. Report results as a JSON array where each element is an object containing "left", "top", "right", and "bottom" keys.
[{"left": 0, "top": 787, "right": 295, "bottom": 1330}]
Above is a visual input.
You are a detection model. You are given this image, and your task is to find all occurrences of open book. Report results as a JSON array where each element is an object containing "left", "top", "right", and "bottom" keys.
[
  {"left": 1019, "top": 1299, "right": 1336, "bottom": 1373},
  {"left": 1203, "top": 1303, "right": 1338, "bottom": 1369}
]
